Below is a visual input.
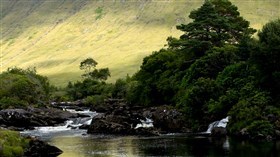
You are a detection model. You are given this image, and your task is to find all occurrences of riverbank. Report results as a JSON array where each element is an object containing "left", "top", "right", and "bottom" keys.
[{"left": 0, "top": 128, "right": 62, "bottom": 157}]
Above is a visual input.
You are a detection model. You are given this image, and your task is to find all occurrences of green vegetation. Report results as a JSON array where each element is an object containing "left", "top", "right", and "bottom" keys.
[
  {"left": 0, "top": 0, "right": 279, "bottom": 87},
  {"left": 0, "top": 67, "right": 51, "bottom": 109},
  {"left": 0, "top": 129, "right": 30, "bottom": 157},
  {"left": 95, "top": 7, "right": 104, "bottom": 20},
  {"left": 80, "top": 58, "right": 110, "bottom": 81},
  {"left": 0, "top": 0, "right": 279, "bottom": 141},
  {"left": 66, "top": 58, "right": 112, "bottom": 102},
  {"left": 106, "top": 0, "right": 280, "bottom": 139}
]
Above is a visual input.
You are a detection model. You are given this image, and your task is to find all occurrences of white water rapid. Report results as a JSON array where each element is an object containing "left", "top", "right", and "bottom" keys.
[
  {"left": 135, "top": 118, "right": 154, "bottom": 129},
  {"left": 206, "top": 116, "right": 229, "bottom": 134},
  {"left": 21, "top": 108, "right": 97, "bottom": 139}
]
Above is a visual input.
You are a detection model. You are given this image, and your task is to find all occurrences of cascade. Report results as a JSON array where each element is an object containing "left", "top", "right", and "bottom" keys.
[
  {"left": 135, "top": 118, "right": 154, "bottom": 129},
  {"left": 21, "top": 108, "right": 97, "bottom": 138},
  {"left": 206, "top": 116, "right": 229, "bottom": 134}
]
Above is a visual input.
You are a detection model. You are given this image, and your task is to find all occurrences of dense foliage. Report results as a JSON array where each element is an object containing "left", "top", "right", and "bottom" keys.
[
  {"left": 0, "top": 129, "right": 30, "bottom": 157},
  {"left": 66, "top": 58, "right": 113, "bottom": 104},
  {"left": 0, "top": 67, "right": 51, "bottom": 109},
  {"left": 111, "top": 0, "right": 280, "bottom": 139},
  {"left": 6, "top": 0, "right": 276, "bottom": 141}
]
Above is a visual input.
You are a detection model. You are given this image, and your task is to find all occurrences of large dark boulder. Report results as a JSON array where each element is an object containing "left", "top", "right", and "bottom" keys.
[
  {"left": 0, "top": 109, "right": 32, "bottom": 128},
  {"left": 88, "top": 100, "right": 189, "bottom": 135},
  {"left": 87, "top": 103, "right": 158, "bottom": 136},
  {"left": 87, "top": 113, "right": 128, "bottom": 134},
  {"left": 143, "top": 106, "right": 189, "bottom": 133},
  {"left": 211, "top": 127, "right": 227, "bottom": 137},
  {"left": 0, "top": 107, "right": 78, "bottom": 129},
  {"left": 88, "top": 114, "right": 158, "bottom": 136},
  {"left": 24, "top": 138, "right": 63, "bottom": 157}
]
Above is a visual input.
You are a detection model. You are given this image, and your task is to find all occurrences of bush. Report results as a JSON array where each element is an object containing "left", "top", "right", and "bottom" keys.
[
  {"left": 0, "top": 129, "right": 29, "bottom": 157},
  {"left": 84, "top": 95, "right": 105, "bottom": 106},
  {"left": 66, "top": 79, "right": 113, "bottom": 100},
  {"left": 247, "top": 120, "right": 274, "bottom": 138},
  {"left": 0, "top": 97, "right": 28, "bottom": 109},
  {"left": 0, "top": 67, "right": 51, "bottom": 106}
]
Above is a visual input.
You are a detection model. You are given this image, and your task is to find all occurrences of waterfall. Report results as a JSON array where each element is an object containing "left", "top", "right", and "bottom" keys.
[
  {"left": 206, "top": 116, "right": 229, "bottom": 134},
  {"left": 33, "top": 120, "right": 74, "bottom": 133},
  {"left": 65, "top": 108, "right": 96, "bottom": 128},
  {"left": 135, "top": 118, "right": 154, "bottom": 129},
  {"left": 20, "top": 108, "right": 97, "bottom": 138}
]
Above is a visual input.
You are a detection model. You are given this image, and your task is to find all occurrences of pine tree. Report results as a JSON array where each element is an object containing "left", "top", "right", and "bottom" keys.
[{"left": 169, "top": 0, "right": 256, "bottom": 57}]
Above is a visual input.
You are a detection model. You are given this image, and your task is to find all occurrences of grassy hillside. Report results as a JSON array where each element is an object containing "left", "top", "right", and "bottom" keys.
[{"left": 0, "top": 0, "right": 279, "bottom": 87}]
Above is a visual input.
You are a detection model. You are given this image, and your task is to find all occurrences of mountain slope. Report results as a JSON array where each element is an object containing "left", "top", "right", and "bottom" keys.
[{"left": 1, "top": 0, "right": 279, "bottom": 86}]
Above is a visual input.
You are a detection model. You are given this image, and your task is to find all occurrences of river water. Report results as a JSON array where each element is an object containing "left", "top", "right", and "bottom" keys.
[
  {"left": 20, "top": 109, "right": 280, "bottom": 157},
  {"left": 21, "top": 129, "right": 280, "bottom": 157}
]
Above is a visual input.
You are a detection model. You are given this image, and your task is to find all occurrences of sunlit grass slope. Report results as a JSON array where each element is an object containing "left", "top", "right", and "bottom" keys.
[{"left": 1, "top": 0, "right": 279, "bottom": 87}]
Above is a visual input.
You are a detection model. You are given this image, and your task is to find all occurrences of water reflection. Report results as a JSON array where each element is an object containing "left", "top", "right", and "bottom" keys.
[{"left": 49, "top": 134, "right": 280, "bottom": 157}]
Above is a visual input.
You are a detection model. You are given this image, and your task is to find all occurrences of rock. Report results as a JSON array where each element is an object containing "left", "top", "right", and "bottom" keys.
[
  {"left": 88, "top": 101, "right": 188, "bottom": 135},
  {"left": 143, "top": 106, "right": 189, "bottom": 133},
  {"left": 0, "top": 107, "right": 78, "bottom": 129},
  {"left": 236, "top": 128, "right": 250, "bottom": 139},
  {"left": 135, "top": 127, "right": 159, "bottom": 136},
  {"left": 87, "top": 104, "right": 157, "bottom": 136},
  {"left": 211, "top": 127, "right": 227, "bottom": 137},
  {"left": 0, "top": 109, "right": 33, "bottom": 127},
  {"left": 87, "top": 113, "right": 136, "bottom": 135},
  {"left": 275, "top": 130, "right": 280, "bottom": 139},
  {"left": 24, "top": 138, "right": 63, "bottom": 157},
  {"left": 91, "top": 99, "right": 129, "bottom": 113}
]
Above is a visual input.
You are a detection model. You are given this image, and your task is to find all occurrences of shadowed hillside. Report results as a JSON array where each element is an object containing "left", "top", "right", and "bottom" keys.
[{"left": 0, "top": 0, "right": 279, "bottom": 86}]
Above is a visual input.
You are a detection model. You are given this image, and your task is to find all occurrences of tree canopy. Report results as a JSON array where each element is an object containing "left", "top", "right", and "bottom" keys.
[
  {"left": 169, "top": 0, "right": 256, "bottom": 57},
  {"left": 0, "top": 67, "right": 51, "bottom": 108},
  {"left": 121, "top": 0, "right": 280, "bottom": 139},
  {"left": 80, "top": 57, "right": 110, "bottom": 81}
]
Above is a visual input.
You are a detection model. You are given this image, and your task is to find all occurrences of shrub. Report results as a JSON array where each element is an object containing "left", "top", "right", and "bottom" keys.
[
  {"left": 84, "top": 95, "right": 105, "bottom": 106},
  {"left": 247, "top": 120, "right": 274, "bottom": 138},
  {"left": 0, "top": 129, "right": 29, "bottom": 157},
  {"left": 0, "top": 97, "right": 28, "bottom": 109}
]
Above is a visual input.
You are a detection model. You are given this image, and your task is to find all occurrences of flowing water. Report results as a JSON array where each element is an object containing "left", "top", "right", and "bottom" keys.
[{"left": 21, "top": 110, "right": 280, "bottom": 157}]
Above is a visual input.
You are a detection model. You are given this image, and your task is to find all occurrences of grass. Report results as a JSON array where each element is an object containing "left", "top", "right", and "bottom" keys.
[
  {"left": 0, "top": 129, "right": 30, "bottom": 157},
  {"left": 0, "top": 0, "right": 279, "bottom": 87}
]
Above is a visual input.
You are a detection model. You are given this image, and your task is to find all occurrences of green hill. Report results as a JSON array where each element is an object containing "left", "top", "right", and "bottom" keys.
[{"left": 1, "top": 0, "right": 279, "bottom": 87}]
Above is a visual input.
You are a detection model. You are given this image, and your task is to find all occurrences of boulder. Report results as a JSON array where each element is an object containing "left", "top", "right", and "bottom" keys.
[
  {"left": 275, "top": 130, "right": 280, "bottom": 139},
  {"left": 87, "top": 106, "right": 158, "bottom": 136},
  {"left": 143, "top": 106, "right": 189, "bottom": 133},
  {"left": 24, "top": 138, "right": 63, "bottom": 157},
  {"left": 88, "top": 101, "right": 189, "bottom": 135},
  {"left": 210, "top": 127, "right": 227, "bottom": 137},
  {"left": 0, "top": 109, "right": 32, "bottom": 128},
  {"left": 88, "top": 113, "right": 139, "bottom": 135},
  {"left": 0, "top": 107, "right": 78, "bottom": 129}
]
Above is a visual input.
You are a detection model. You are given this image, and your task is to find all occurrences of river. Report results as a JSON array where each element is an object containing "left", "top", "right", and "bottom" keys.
[
  {"left": 20, "top": 109, "right": 280, "bottom": 157},
  {"left": 21, "top": 129, "right": 280, "bottom": 157}
]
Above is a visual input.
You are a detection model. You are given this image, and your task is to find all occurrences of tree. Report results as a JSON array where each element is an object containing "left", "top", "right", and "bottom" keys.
[
  {"left": 0, "top": 67, "right": 51, "bottom": 107},
  {"left": 80, "top": 58, "right": 98, "bottom": 76},
  {"left": 88, "top": 68, "right": 110, "bottom": 81},
  {"left": 252, "top": 19, "right": 280, "bottom": 97},
  {"left": 67, "top": 58, "right": 112, "bottom": 100},
  {"left": 169, "top": 0, "right": 256, "bottom": 57},
  {"left": 133, "top": 49, "right": 181, "bottom": 106},
  {"left": 80, "top": 58, "right": 110, "bottom": 81}
]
